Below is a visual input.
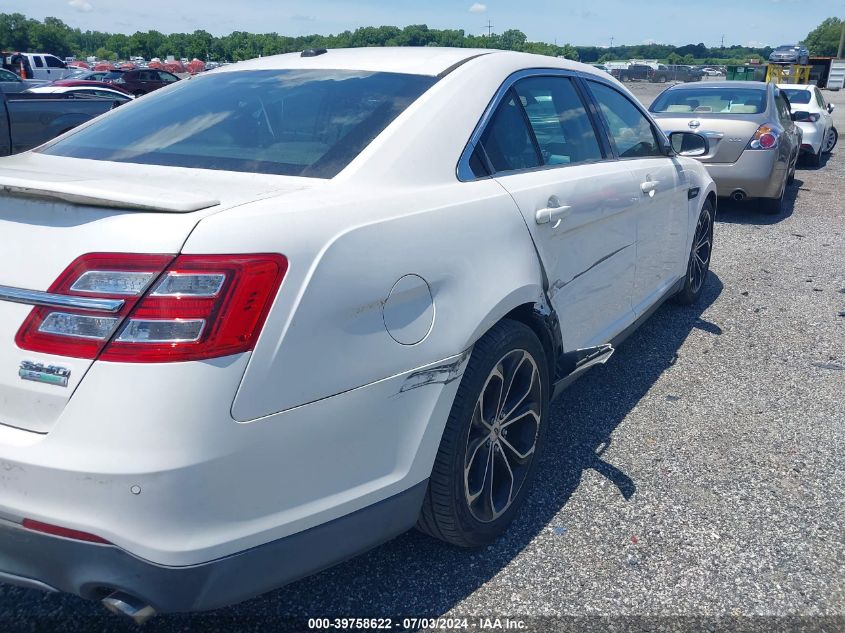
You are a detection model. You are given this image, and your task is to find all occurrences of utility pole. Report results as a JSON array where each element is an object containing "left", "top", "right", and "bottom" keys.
[
  {"left": 609, "top": 36, "right": 614, "bottom": 48},
  {"left": 720, "top": 34, "right": 724, "bottom": 48},
  {"left": 838, "top": 19, "right": 845, "bottom": 58},
  {"left": 485, "top": 19, "right": 494, "bottom": 37}
]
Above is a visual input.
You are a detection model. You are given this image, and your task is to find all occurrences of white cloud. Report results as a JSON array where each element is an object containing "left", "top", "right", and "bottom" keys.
[
  {"left": 68, "top": 0, "right": 93, "bottom": 12},
  {"left": 469, "top": 3, "right": 487, "bottom": 13}
]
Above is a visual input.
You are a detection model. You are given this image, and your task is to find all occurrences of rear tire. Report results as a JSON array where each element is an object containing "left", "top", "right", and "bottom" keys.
[
  {"left": 417, "top": 320, "right": 550, "bottom": 548},
  {"left": 675, "top": 199, "right": 714, "bottom": 306},
  {"left": 786, "top": 151, "right": 797, "bottom": 185},
  {"left": 823, "top": 127, "right": 838, "bottom": 154},
  {"left": 760, "top": 170, "right": 787, "bottom": 215}
]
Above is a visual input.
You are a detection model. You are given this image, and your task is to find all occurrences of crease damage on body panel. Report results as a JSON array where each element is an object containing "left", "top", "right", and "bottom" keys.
[
  {"left": 399, "top": 348, "right": 472, "bottom": 393},
  {"left": 549, "top": 243, "right": 635, "bottom": 298}
]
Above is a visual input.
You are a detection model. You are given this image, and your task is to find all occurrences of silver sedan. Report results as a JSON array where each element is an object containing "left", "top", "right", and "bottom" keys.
[{"left": 649, "top": 81, "right": 801, "bottom": 214}]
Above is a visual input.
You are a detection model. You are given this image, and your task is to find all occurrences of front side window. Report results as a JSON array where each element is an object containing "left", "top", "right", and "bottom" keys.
[
  {"left": 650, "top": 88, "right": 766, "bottom": 114},
  {"left": 40, "top": 69, "right": 438, "bottom": 178},
  {"left": 588, "top": 81, "right": 663, "bottom": 158},
  {"left": 45, "top": 55, "right": 65, "bottom": 69},
  {"left": 160, "top": 72, "right": 178, "bottom": 83},
  {"left": 512, "top": 76, "right": 603, "bottom": 166},
  {"left": 815, "top": 88, "right": 826, "bottom": 109},
  {"left": 478, "top": 92, "right": 541, "bottom": 173}
]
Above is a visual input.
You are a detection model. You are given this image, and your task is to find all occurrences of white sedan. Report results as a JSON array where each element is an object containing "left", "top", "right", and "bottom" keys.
[
  {"left": 0, "top": 47, "right": 715, "bottom": 621},
  {"left": 779, "top": 83, "right": 837, "bottom": 166}
]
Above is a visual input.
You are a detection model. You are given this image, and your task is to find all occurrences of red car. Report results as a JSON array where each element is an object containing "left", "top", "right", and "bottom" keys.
[
  {"left": 49, "top": 79, "right": 133, "bottom": 95},
  {"left": 102, "top": 68, "right": 180, "bottom": 97}
]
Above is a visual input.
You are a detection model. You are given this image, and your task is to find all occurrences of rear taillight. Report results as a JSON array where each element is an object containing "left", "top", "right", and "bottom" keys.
[
  {"left": 747, "top": 124, "right": 779, "bottom": 150},
  {"left": 16, "top": 253, "right": 287, "bottom": 363}
]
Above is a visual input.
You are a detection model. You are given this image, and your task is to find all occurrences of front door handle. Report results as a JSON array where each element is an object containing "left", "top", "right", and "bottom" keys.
[
  {"left": 641, "top": 180, "right": 659, "bottom": 196},
  {"left": 535, "top": 197, "right": 572, "bottom": 226}
]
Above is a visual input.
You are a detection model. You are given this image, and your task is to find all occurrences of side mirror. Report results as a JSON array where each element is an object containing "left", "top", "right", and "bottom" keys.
[
  {"left": 790, "top": 112, "right": 797, "bottom": 121},
  {"left": 829, "top": 103, "right": 835, "bottom": 114},
  {"left": 669, "top": 131, "right": 708, "bottom": 157}
]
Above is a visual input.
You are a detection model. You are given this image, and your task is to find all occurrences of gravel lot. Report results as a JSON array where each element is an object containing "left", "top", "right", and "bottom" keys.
[{"left": 1, "top": 80, "right": 843, "bottom": 632}]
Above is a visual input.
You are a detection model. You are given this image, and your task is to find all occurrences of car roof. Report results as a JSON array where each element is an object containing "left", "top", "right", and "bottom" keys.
[
  {"left": 210, "top": 47, "right": 601, "bottom": 78},
  {"left": 776, "top": 83, "right": 811, "bottom": 91}
]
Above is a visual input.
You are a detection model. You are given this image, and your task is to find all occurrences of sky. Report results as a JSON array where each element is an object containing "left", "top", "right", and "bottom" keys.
[{"left": 7, "top": 0, "right": 839, "bottom": 48}]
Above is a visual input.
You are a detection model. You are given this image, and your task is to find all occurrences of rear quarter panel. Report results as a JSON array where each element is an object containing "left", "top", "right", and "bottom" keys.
[{"left": 184, "top": 182, "right": 545, "bottom": 421}]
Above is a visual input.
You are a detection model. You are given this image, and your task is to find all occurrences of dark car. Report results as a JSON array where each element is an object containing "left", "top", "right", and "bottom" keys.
[
  {"left": 62, "top": 69, "right": 110, "bottom": 82},
  {"left": 0, "top": 85, "right": 125, "bottom": 155},
  {"left": 614, "top": 63, "right": 671, "bottom": 83},
  {"left": 103, "top": 68, "right": 180, "bottom": 97},
  {"left": 665, "top": 65, "right": 704, "bottom": 82},
  {"left": 769, "top": 44, "right": 810, "bottom": 66}
]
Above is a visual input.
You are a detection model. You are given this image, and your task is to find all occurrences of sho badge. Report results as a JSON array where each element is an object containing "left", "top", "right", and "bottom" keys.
[{"left": 19, "top": 361, "right": 71, "bottom": 387}]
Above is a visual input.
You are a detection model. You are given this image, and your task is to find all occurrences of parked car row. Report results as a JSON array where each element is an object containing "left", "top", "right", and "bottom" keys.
[{"left": 650, "top": 80, "right": 836, "bottom": 213}]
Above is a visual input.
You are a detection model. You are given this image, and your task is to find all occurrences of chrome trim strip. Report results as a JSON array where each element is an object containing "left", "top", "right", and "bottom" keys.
[{"left": 0, "top": 285, "right": 124, "bottom": 313}]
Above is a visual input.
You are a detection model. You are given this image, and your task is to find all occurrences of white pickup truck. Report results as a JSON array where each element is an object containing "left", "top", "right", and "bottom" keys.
[{"left": 3, "top": 52, "right": 76, "bottom": 82}]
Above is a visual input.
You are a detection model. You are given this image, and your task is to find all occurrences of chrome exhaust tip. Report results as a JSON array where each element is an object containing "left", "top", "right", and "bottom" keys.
[
  {"left": 102, "top": 591, "right": 157, "bottom": 625},
  {"left": 730, "top": 190, "right": 746, "bottom": 201}
]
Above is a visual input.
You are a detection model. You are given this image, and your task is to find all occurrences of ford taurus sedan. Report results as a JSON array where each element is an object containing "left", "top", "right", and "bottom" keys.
[
  {"left": 0, "top": 47, "right": 715, "bottom": 621},
  {"left": 649, "top": 81, "right": 801, "bottom": 214}
]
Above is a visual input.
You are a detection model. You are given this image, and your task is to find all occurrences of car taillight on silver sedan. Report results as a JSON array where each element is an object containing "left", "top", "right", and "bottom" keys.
[
  {"left": 16, "top": 253, "right": 287, "bottom": 362},
  {"left": 746, "top": 124, "right": 779, "bottom": 150}
]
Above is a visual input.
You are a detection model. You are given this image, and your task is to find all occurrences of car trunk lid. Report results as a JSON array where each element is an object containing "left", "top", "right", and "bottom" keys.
[
  {"left": 0, "top": 152, "right": 315, "bottom": 433},
  {"left": 654, "top": 114, "right": 765, "bottom": 163}
]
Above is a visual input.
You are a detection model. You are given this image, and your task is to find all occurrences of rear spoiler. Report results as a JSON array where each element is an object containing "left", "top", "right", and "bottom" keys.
[{"left": 0, "top": 173, "right": 219, "bottom": 212}]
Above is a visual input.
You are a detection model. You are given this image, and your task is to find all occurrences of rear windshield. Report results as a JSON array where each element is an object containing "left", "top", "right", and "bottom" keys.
[
  {"left": 40, "top": 69, "right": 438, "bottom": 178},
  {"left": 779, "top": 88, "right": 811, "bottom": 105},
  {"left": 650, "top": 88, "right": 766, "bottom": 115}
]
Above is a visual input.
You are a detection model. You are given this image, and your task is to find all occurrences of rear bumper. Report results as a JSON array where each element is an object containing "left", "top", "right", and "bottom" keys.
[
  {"left": 0, "top": 481, "right": 427, "bottom": 613},
  {"left": 796, "top": 122, "right": 824, "bottom": 154},
  {"left": 703, "top": 149, "right": 785, "bottom": 199}
]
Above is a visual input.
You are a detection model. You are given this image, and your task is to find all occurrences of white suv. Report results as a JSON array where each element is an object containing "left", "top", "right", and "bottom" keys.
[{"left": 0, "top": 47, "right": 715, "bottom": 621}]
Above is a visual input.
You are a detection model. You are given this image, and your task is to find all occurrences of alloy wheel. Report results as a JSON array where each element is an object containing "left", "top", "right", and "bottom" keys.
[
  {"left": 464, "top": 349, "right": 542, "bottom": 523},
  {"left": 689, "top": 209, "right": 712, "bottom": 294},
  {"left": 824, "top": 128, "right": 837, "bottom": 154}
]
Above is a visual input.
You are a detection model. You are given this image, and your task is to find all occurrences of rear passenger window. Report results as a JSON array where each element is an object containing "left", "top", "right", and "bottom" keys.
[
  {"left": 512, "top": 76, "right": 603, "bottom": 166},
  {"left": 33, "top": 56, "right": 44, "bottom": 68},
  {"left": 479, "top": 92, "right": 541, "bottom": 173},
  {"left": 588, "top": 81, "right": 663, "bottom": 158}
]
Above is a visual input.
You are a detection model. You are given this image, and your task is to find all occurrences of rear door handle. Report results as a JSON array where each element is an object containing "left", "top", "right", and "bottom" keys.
[
  {"left": 641, "top": 180, "right": 659, "bottom": 196},
  {"left": 535, "top": 196, "right": 572, "bottom": 226}
]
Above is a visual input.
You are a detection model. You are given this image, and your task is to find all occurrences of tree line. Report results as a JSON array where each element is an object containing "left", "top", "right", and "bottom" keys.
[{"left": 0, "top": 12, "right": 838, "bottom": 65}]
